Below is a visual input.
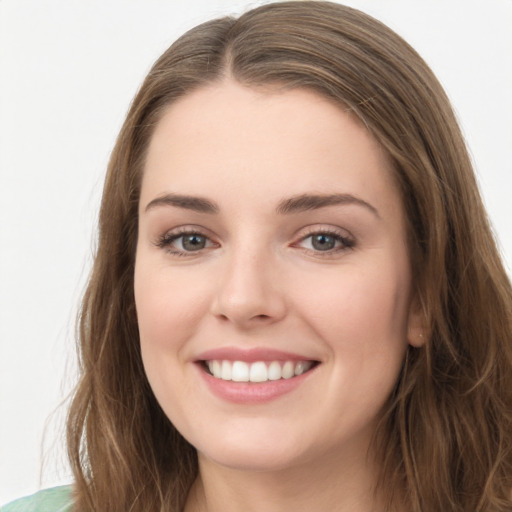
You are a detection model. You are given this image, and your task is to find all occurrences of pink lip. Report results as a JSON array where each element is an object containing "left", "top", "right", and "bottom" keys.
[
  {"left": 193, "top": 347, "right": 319, "bottom": 405},
  {"left": 196, "top": 366, "right": 316, "bottom": 404},
  {"left": 194, "top": 347, "right": 315, "bottom": 363}
]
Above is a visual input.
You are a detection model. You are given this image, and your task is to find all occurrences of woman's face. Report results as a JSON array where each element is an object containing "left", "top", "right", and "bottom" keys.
[{"left": 135, "top": 80, "right": 421, "bottom": 473}]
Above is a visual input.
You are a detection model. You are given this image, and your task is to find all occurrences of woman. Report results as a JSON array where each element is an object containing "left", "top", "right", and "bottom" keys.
[{"left": 4, "top": 1, "right": 511, "bottom": 511}]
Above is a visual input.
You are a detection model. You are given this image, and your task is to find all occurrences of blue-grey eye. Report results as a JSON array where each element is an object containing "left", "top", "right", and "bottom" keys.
[
  {"left": 311, "top": 234, "right": 336, "bottom": 251},
  {"left": 181, "top": 234, "right": 207, "bottom": 251}
]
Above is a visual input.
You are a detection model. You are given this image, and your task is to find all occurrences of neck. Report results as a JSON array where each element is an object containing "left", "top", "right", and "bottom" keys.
[{"left": 184, "top": 448, "right": 388, "bottom": 512}]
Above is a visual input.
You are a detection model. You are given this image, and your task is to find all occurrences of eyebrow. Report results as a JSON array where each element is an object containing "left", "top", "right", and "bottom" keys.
[
  {"left": 145, "top": 193, "right": 219, "bottom": 214},
  {"left": 144, "top": 192, "right": 379, "bottom": 218},
  {"left": 276, "top": 193, "right": 380, "bottom": 218}
]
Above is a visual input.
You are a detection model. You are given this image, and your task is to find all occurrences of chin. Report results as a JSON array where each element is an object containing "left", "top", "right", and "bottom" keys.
[
  {"left": 200, "top": 447, "right": 308, "bottom": 474},
  {"left": 191, "top": 426, "right": 313, "bottom": 473}
]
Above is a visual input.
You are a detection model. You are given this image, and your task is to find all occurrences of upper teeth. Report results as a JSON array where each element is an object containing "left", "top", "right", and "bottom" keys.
[{"left": 206, "top": 360, "right": 314, "bottom": 382}]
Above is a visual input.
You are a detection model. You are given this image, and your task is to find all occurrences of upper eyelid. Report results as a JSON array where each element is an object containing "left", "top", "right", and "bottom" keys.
[
  {"left": 157, "top": 225, "right": 215, "bottom": 240},
  {"left": 293, "top": 224, "right": 354, "bottom": 240}
]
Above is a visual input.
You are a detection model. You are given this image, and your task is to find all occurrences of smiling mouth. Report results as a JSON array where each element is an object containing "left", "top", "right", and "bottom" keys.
[{"left": 202, "top": 360, "right": 319, "bottom": 383}]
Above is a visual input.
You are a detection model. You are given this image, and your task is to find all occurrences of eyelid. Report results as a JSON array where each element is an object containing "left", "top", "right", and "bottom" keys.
[
  {"left": 292, "top": 225, "right": 355, "bottom": 255},
  {"left": 154, "top": 225, "right": 219, "bottom": 256}
]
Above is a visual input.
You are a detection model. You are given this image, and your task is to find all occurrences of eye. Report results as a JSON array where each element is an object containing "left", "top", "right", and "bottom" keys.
[
  {"left": 178, "top": 233, "right": 208, "bottom": 251},
  {"left": 156, "top": 230, "right": 217, "bottom": 256},
  {"left": 296, "top": 229, "right": 354, "bottom": 254},
  {"left": 309, "top": 233, "right": 338, "bottom": 251}
]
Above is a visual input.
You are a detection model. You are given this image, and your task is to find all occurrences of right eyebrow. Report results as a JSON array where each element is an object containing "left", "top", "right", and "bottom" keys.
[
  {"left": 276, "top": 192, "right": 380, "bottom": 218},
  {"left": 144, "top": 193, "right": 219, "bottom": 214}
]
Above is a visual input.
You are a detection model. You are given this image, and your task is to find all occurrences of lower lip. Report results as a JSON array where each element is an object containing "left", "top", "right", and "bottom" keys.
[{"left": 196, "top": 364, "right": 316, "bottom": 404}]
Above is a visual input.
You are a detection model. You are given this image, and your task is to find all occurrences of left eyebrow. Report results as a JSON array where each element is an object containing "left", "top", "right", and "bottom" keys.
[
  {"left": 144, "top": 193, "right": 219, "bottom": 214},
  {"left": 276, "top": 193, "right": 380, "bottom": 218}
]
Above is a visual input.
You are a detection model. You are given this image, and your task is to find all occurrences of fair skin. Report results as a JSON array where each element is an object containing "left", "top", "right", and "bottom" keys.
[{"left": 135, "top": 80, "right": 423, "bottom": 512}]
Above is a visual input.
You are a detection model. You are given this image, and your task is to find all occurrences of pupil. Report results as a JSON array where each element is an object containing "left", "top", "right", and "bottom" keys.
[
  {"left": 312, "top": 234, "right": 335, "bottom": 251},
  {"left": 183, "top": 235, "right": 205, "bottom": 251}
]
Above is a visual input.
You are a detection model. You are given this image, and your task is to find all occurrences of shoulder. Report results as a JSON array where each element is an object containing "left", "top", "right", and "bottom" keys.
[{"left": 1, "top": 486, "right": 74, "bottom": 512}]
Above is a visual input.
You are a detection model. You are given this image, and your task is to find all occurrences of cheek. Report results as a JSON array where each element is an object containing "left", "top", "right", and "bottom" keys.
[
  {"left": 295, "top": 258, "right": 411, "bottom": 358},
  {"left": 134, "top": 261, "right": 207, "bottom": 424},
  {"left": 134, "top": 262, "right": 210, "bottom": 351}
]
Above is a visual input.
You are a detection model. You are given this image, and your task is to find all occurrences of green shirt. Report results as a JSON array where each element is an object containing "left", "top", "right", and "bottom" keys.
[{"left": 1, "top": 486, "right": 73, "bottom": 512}]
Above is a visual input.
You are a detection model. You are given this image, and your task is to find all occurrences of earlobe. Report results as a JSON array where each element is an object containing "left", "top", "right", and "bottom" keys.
[
  {"left": 407, "top": 295, "right": 428, "bottom": 347},
  {"left": 409, "top": 331, "right": 426, "bottom": 347}
]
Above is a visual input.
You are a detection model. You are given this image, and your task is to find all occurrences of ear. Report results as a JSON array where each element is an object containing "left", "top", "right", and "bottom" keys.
[{"left": 407, "top": 293, "right": 428, "bottom": 347}]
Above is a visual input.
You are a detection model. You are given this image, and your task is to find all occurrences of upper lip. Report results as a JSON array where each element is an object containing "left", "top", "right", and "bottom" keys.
[{"left": 194, "top": 347, "right": 319, "bottom": 363}]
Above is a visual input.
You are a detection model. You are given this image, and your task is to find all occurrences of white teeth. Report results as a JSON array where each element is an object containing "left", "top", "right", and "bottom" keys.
[
  {"left": 268, "top": 361, "right": 282, "bottom": 381},
  {"left": 231, "top": 361, "right": 249, "bottom": 382},
  {"left": 221, "top": 360, "right": 232, "bottom": 380},
  {"left": 294, "top": 361, "right": 307, "bottom": 376},
  {"left": 211, "top": 360, "right": 221, "bottom": 378},
  {"left": 249, "top": 361, "right": 268, "bottom": 382},
  {"left": 282, "top": 361, "right": 295, "bottom": 379},
  {"left": 205, "top": 360, "right": 315, "bottom": 382}
]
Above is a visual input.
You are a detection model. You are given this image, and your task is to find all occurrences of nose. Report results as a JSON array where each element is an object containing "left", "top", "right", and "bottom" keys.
[{"left": 210, "top": 245, "right": 287, "bottom": 328}]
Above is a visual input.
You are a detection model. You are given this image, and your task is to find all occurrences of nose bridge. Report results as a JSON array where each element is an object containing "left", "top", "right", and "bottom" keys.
[{"left": 212, "top": 236, "right": 285, "bottom": 325}]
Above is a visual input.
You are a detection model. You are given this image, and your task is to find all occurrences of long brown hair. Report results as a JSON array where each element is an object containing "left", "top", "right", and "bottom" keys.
[{"left": 67, "top": 2, "right": 512, "bottom": 510}]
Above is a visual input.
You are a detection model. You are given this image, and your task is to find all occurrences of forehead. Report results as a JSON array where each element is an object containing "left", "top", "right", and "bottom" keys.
[{"left": 141, "top": 80, "right": 401, "bottom": 218}]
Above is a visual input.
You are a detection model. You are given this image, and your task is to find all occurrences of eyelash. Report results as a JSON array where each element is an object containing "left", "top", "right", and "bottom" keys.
[
  {"left": 155, "top": 227, "right": 355, "bottom": 257},
  {"left": 294, "top": 228, "right": 355, "bottom": 256},
  {"left": 155, "top": 228, "right": 217, "bottom": 257}
]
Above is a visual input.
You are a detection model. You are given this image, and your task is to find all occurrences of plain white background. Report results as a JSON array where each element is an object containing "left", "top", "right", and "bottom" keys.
[{"left": 1, "top": 0, "right": 511, "bottom": 504}]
